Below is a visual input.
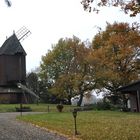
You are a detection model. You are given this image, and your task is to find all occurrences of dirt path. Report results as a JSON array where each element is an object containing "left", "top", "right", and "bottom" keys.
[{"left": 0, "top": 112, "right": 68, "bottom": 140}]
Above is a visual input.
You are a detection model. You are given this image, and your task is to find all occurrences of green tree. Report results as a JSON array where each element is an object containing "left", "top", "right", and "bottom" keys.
[
  {"left": 26, "top": 70, "right": 53, "bottom": 103},
  {"left": 26, "top": 72, "right": 40, "bottom": 103},
  {"left": 39, "top": 36, "right": 93, "bottom": 105},
  {"left": 26, "top": 72, "right": 38, "bottom": 94}
]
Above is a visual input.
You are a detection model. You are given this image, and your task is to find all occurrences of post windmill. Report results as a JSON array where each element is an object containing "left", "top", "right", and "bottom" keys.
[{"left": 0, "top": 27, "right": 39, "bottom": 107}]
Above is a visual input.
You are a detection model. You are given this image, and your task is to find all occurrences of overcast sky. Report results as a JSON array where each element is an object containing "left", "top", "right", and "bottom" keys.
[{"left": 0, "top": 0, "right": 139, "bottom": 72}]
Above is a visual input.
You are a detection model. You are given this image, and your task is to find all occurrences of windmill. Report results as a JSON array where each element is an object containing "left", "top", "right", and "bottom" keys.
[{"left": 0, "top": 27, "right": 39, "bottom": 111}]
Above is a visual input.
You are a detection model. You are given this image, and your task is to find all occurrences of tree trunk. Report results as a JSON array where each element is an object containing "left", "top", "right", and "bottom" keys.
[
  {"left": 68, "top": 95, "right": 71, "bottom": 105},
  {"left": 77, "top": 92, "right": 84, "bottom": 106},
  {"left": 122, "top": 94, "right": 128, "bottom": 108}
]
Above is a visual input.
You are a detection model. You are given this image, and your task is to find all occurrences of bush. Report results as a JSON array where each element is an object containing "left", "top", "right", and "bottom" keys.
[
  {"left": 56, "top": 104, "right": 64, "bottom": 112},
  {"left": 96, "top": 101, "right": 111, "bottom": 110}
]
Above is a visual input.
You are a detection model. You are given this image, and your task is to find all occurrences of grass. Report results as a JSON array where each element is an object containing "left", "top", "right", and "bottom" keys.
[
  {"left": 1, "top": 104, "right": 140, "bottom": 139},
  {"left": 0, "top": 104, "right": 18, "bottom": 112},
  {"left": 0, "top": 103, "right": 75, "bottom": 112},
  {"left": 18, "top": 110, "right": 140, "bottom": 140}
]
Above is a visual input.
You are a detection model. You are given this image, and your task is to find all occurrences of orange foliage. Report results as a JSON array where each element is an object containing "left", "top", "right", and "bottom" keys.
[
  {"left": 88, "top": 22, "right": 140, "bottom": 90},
  {"left": 81, "top": 0, "right": 140, "bottom": 16}
]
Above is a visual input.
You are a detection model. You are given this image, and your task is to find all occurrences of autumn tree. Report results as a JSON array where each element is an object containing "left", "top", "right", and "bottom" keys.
[
  {"left": 39, "top": 37, "right": 76, "bottom": 104},
  {"left": 81, "top": 0, "right": 140, "bottom": 16},
  {"left": 88, "top": 22, "right": 140, "bottom": 104},
  {"left": 39, "top": 36, "right": 93, "bottom": 105}
]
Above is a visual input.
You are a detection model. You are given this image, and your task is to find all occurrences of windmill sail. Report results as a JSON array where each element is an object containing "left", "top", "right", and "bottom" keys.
[{"left": 16, "top": 26, "right": 31, "bottom": 42}]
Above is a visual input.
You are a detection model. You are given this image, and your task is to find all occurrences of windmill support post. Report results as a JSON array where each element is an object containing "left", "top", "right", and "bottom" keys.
[{"left": 20, "top": 92, "right": 23, "bottom": 116}]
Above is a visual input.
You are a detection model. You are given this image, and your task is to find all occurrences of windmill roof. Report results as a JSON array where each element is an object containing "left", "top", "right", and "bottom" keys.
[{"left": 0, "top": 34, "right": 26, "bottom": 55}]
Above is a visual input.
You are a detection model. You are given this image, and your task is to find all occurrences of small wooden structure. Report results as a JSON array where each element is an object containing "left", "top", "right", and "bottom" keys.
[{"left": 117, "top": 80, "right": 140, "bottom": 112}]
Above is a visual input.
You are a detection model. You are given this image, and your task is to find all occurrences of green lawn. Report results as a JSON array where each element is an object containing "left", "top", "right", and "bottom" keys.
[
  {"left": 0, "top": 103, "right": 74, "bottom": 112},
  {"left": 18, "top": 111, "right": 140, "bottom": 140},
  {"left": 0, "top": 104, "right": 18, "bottom": 112}
]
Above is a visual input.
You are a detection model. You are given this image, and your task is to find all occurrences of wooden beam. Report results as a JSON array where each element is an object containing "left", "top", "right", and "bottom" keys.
[
  {"left": 137, "top": 90, "right": 140, "bottom": 112},
  {"left": 17, "top": 83, "right": 39, "bottom": 99},
  {"left": 0, "top": 87, "right": 21, "bottom": 93}
]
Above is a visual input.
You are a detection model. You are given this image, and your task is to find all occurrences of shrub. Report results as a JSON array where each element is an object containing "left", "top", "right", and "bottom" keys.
[
  {"left": 56, "top": 104, "right": 64, "bottom": 112},
  {"left": 96, "top": 101, "right": 111, "bottom": 110}
]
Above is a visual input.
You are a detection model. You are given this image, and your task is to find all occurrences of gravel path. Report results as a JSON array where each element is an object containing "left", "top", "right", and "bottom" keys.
[{"left": 0, "top": 112, "right": 68, "bottom": 140}]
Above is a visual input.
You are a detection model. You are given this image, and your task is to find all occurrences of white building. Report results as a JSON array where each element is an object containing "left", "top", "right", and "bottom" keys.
[{"left": 71, "top": 90, "right": 103, "bottom": 106}]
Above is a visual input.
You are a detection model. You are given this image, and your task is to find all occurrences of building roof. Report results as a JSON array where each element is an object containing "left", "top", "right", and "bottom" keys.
[
  {"left": 0, "top": 34, "right": 26, "bottom": 55},
  {"left": 117, "top": 80, "right": 140, "bottom": 93}
]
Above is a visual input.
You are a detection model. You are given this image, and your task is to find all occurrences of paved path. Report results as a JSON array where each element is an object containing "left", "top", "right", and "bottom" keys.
[{"left": 0, "top": 112, "right": 68, "bottom": 140}]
